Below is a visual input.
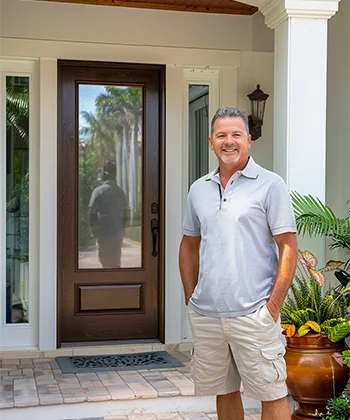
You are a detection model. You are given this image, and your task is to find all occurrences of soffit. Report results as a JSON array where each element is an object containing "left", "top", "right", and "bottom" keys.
[{"left": 37, "top": 0, "right": 258, "bottom": 15}]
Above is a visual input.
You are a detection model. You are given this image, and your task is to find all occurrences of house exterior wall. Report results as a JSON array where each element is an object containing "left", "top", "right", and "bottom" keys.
[
  {"left": 252, "top": 11, "right": 274, "bottom": 53},
  {"left": 327, "top": 0, "right": 350, "bottom": 219},
  {"left": 2, "top": 0, "right": 255, "bottom": 51},
  {"left": 0, "top": 0, "right": 274, "bottom": 350},
  {"left": 326, "top": 0, "right": 350, "bottom": 283}
]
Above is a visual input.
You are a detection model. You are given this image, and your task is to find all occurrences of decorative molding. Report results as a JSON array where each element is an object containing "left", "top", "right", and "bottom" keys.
[
  {"left": 260, "top": 0, "right": 341, "bottom": 28},
  {"left": 239, "top": 0, "right": 266, "bottom": 7}
]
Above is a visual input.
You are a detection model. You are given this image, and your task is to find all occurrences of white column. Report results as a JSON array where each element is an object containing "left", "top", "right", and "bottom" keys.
[
  {"left": 260, "top": 0, "right": 341, "bottom": 259},
  {"left": 260, "top": 0, "right": 340, "bottom": 200}
]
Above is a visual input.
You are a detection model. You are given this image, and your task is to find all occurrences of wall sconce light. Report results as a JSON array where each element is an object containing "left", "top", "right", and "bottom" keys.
[{"left": 247, "top": 84, "right": 269, "bottom": 141}]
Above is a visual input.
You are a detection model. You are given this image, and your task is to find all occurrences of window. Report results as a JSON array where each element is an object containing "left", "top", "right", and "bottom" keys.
[
  {"left": 188, "top": 84, "right": 209, "bottom": 188},
  {"left": 5, "top": 75, "right": 30, "bottom": 324}
]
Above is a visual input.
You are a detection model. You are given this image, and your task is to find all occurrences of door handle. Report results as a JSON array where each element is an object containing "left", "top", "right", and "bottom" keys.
[{"left": 151, "top": 218, "right": 158, "bottom": 257}]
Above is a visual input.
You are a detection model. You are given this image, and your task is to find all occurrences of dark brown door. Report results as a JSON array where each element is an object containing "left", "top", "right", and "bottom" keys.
[{"left": 57, "top": 60, "right": 165, "bottom": 344}]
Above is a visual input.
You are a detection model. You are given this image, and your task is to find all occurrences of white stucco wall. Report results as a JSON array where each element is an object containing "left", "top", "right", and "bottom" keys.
[
  {"left": 238, "top": 51, "right": 274, "bottom": 170},
  {"left": 327, "top": 0, "right": 350, "bottom": 219},
  {"left": 325, "top": 0, "right": 350, "bottom": 315},
  {"left": 1, "top": 0, "right": 261, "bottom": 52},
  {"left": 326, "top": 0, "right": 350, "bottom": 283},
  {"left": 252, "top": 11, "right": 274, "bottom": 53}
]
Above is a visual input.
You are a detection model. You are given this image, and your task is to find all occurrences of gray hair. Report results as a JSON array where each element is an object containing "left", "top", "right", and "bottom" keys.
[{"left": 210, "top": 107, "right": 249, "bottom": 136}]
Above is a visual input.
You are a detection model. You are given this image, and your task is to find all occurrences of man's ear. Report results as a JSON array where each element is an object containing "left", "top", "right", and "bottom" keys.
[
  {"left": 208, "top": 136, "right": 214, "bottom": 150},
  {"left": 248, "top": 134, "right": 252, "bottom": 148}
]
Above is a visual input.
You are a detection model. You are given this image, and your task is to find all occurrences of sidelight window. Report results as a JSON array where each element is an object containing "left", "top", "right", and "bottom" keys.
[{"left": 5, "top": 75, "right": 30, "bottom": 324}]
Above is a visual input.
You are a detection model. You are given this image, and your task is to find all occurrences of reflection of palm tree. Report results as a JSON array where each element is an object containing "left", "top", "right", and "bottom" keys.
[
  {"left": 6, "top": 85, "right": 29, "bottom": 143},
  {"left": 6, "top": 84, "right": 30, "bottom": 201},
  {"left": 80, "top": 86, "right": 142, "bottom": 225},
  {"left": 80, "top": 111, "right": 115, "bottom": 163}
]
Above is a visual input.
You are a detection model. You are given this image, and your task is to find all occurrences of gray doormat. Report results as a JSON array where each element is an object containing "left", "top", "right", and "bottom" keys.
[{"left": 56, "top": 351, "right": 183, "bottom": 373}]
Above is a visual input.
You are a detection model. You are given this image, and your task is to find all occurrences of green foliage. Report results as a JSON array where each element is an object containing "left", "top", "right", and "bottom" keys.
[
  {"left": 321, "top": 318, "right": 347, "bottom": 335},
  {"left": 323, "top": 382, "right": 350, "bottom": 420},
  {"left": 281, "top": 250, "right": 350, "bottom": 342},
  {"left": 328, "top": 321, "right": 350, "bottom": 342},
  {"left": 339, "top": 350, "right": 350, "bottom": 368},
  {"left": 291, "top": 192, "right": 350, "bottom": 271}
]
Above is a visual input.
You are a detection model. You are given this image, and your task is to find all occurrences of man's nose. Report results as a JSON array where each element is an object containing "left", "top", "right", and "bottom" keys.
[{"left": 224, "top": 135, "right": 235, "bottom": 144}]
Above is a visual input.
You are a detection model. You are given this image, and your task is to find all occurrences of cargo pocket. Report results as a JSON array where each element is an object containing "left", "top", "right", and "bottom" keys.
[{"left": 259, "top": 342, "right": 287, "bottom": 383}]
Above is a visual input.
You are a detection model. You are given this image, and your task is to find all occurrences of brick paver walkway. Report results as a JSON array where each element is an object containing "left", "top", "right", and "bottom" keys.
[{"left": 0, "top": 351, "right": 265, "bottom": 419}]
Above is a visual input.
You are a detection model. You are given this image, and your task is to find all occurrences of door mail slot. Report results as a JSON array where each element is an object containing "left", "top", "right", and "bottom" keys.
[{"left": 78, "top": 284, "right": 142, "bottom": 312}]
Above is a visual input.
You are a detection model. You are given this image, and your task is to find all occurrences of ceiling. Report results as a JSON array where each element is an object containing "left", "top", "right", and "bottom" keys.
[{"left": 38, "top": 0, "right": 258, "bottom": 16}]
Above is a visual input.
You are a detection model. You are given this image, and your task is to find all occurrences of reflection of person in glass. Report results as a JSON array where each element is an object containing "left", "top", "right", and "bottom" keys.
[{"left": 88, "top": 160, "right": 127, "bottom": 268}]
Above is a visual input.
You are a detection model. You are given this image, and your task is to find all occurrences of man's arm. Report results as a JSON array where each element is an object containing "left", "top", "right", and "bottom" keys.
[
  {"left": 179, "top": 235, "right": 201, "bottom": 305},
  {"left": 267, "top": 232, "right": 298, "bottom": 321}
]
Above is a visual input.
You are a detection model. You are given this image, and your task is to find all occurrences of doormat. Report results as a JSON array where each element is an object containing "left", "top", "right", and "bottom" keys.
[{"left": 56, "top": 351, "right": 183, "bottom": 374}]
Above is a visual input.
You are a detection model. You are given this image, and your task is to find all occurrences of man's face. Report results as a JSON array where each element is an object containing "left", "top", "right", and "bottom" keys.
[{"left": 208, "top": 116, "right": 251, "bottom": 168}]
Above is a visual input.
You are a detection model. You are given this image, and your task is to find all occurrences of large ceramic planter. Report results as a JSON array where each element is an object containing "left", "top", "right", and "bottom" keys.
[{"left": 285, "top": 334, "right": 349, "bottom": 419}]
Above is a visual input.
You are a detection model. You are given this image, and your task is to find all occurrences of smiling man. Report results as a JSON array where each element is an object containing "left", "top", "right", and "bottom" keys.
[{"left": 179, "top": 107, "right": 298, "bottom": 420}]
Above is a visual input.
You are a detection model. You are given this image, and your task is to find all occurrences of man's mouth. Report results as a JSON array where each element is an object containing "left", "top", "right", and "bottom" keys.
[{"left": 222, "top": 148, "right": 238, "bottom": 153}]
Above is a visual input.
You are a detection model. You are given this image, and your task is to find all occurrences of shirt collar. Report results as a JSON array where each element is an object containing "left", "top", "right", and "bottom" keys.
[{"left": 205, "top": 156, "right": 259, "bottom": 182}]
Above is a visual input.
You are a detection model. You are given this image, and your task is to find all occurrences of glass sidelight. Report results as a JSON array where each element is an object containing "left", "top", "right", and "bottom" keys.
[
  {"left": 78, "top": 84, "right": 142, "bottom": 269},
  {"left": 5, "top": 75, "right": 30, "bottom": 324},
  {"left": 188, "top": 84, "right": 209, "bottom": 188}
]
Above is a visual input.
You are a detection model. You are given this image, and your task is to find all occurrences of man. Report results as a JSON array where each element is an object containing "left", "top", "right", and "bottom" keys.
[
  {"left": 179, "top": 107, "right": 298, "bottom": 420},
  {"left": 88, "top": 160, "right": 127, "bottom": 268}
]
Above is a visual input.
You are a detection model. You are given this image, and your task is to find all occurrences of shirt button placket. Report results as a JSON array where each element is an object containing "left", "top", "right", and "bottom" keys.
[{"left": 222, "top": 195, "right": 228, "bottom": 210}]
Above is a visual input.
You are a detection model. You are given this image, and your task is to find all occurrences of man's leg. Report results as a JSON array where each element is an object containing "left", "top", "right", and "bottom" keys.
[
  {"left": 217, "top": 391, "right": 244, "bottom": 420},
  {"left": 98, "top": 237, "right": 121, "bottom": 268},
  {"left": 262, "top": 396, "right": 291, "bottom": 420}
]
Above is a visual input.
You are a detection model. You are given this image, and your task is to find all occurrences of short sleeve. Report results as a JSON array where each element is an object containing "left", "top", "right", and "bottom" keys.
[
  {"left": 182, "top": 188, "right": 201, "bottom": 236},
  {"left": 88, "top": 188, "right": 98, "bottom": 209},
  {"left": 266, "top": 178, "right": 297, "bottom": 236}
]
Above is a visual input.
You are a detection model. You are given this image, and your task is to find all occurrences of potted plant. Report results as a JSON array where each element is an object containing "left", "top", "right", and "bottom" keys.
[{"left": 281, "top": 249, "right": 350, "bottom": 420}]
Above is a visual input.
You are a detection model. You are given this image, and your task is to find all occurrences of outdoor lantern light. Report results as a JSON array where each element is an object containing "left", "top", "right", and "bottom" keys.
[{"left": 247, "top": 84, "right": 269, "bottom": 141}]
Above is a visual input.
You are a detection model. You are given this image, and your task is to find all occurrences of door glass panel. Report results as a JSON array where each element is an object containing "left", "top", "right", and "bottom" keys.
[
  {"left": 188, "top": 84, "right": 209, "bottom": 188},
  {"left": 6, "top": 75, "right": 30, "bottom": 323},
  {"left": 78, "top": 84, "right": 142, "bottom": 269}
]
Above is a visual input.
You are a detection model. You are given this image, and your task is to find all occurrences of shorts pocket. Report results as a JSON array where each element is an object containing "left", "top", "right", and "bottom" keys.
[
  {"left": 261, "top": 304, "right": 278, "bottom": 324},
  {"left": 259, "top": 342, "right": 287, "bottom": 384}
]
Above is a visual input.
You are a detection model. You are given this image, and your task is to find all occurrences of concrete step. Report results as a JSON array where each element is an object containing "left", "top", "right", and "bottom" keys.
[
  {"left": 0, "top": 395, "right": 262, "bottom": 420},
  {"left": 56, "top": 413, "right": 261, "bottom": 420}
]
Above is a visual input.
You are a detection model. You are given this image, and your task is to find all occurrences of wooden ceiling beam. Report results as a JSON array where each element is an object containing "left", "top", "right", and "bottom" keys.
[{"left": 38, "top": 0, "right": 258, "bottom": 15}]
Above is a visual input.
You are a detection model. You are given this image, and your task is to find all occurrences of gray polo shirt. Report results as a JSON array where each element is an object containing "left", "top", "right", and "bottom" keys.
[{"left": 182, "top": 157, "right": 296, "bottom": 318}]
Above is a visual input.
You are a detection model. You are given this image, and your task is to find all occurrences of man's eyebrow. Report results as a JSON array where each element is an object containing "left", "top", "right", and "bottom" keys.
[{"left": 215, "top": 130, "right": 243, "bottom": 135}]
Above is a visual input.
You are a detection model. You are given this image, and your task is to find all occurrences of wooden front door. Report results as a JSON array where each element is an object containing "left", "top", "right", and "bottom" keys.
[{"left": 57, "top": 60, "right": 165, "bottom": 344}]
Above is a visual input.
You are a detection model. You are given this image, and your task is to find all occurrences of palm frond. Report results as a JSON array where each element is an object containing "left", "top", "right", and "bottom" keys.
[
  {"left": 290, "top": 192, "right": 350, "bottom": 269},
  {"left": 291, "top": 191, "right": 349, "bottom": 237}
]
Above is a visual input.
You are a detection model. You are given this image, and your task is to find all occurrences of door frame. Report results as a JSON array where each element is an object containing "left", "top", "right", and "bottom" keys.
[{"left": 57, "top": 60, "right": 166, "bottom": 346}]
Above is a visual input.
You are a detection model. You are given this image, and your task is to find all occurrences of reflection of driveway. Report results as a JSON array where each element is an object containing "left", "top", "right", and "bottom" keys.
[{"left": 79, "top": 240, "right": 141, "bottom": 268}]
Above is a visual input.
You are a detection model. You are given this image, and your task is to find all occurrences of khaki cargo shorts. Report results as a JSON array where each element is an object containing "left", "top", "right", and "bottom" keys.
[{"left": 188, "top": 305, "right": 288, "bottom": 401}]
